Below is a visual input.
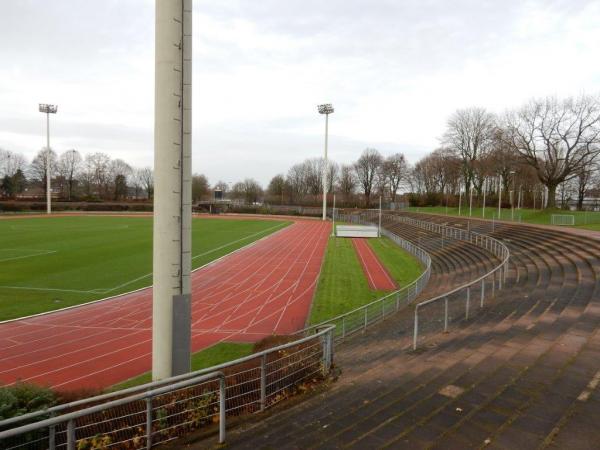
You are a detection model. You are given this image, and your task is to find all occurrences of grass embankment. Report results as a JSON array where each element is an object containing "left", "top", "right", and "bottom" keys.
[
  {"left": 111, "top": 342, "right": 253, "bottom": 391},
  {"left": 407, "top": 206, "right": 600, "bottom": 230},
  {"left": 309, "top": 236, "right": 423, "bottom": 324},
  {"left": 0, "top": 216, "right": 290, "bottom": 321}
]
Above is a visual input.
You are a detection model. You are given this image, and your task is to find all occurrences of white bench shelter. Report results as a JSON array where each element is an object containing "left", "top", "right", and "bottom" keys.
[{"left": 336, "top": 225, "right": 379, "bottom": 238}]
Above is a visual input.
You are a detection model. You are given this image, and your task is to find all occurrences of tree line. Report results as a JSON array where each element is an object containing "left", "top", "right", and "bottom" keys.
[
  {"left": 3, "top": 94, "right": 599, "bottom": 210},
  {"left": 259, "top": 94, "right": 600, "bottom": 210},
  {"left": 0, "top": 148, "right": 155, "bottom": 201}
]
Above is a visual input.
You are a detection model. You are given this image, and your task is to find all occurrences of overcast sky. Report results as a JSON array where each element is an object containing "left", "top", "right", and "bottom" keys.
[{"left": 0, "top": 0, "right": 599, "bottom": 185}]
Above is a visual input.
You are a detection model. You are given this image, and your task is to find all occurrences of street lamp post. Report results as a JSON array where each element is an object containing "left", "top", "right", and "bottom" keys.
[
  {"left": 318, "top": 103, "right": 334, "bottom": 221},
  {"left": 39, "top": 104, "right": 58, "bottom": 214}
]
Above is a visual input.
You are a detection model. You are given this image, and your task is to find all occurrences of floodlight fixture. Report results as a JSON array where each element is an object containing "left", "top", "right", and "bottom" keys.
[
  {"left": 318, "top": 103, "right": 334, "bottom": 115},
  {"left": 39, "top": 104, "right": 58, "bottom": 114}
]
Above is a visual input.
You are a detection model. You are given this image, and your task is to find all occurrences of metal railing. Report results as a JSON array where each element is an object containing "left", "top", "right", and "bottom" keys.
[
  {"left": 0, "top": 325, "right": 335, "bottom": 449},
  {"left": 389, "top": 213, "right": 510, "bottom": 350},
  {"left": 298, "top": 213, "right": 432, "bottom": 341}
]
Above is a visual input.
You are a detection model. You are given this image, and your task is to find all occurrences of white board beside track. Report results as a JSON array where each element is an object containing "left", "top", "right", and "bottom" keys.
[{"left": 336, "top": 225, "right": 379, "bottom": 238}]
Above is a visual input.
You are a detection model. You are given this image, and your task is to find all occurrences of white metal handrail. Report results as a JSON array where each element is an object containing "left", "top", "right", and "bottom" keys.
[{"left": 390, "top": 213, "right": 510, "bottom": 350}]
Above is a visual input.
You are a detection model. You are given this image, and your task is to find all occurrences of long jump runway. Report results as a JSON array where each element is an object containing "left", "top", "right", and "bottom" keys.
[{"left": 0, "top": 220, "right": 330, "bottom": 390}]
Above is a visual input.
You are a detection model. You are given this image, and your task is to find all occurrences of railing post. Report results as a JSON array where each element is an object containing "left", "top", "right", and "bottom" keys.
[
  {"left": 413, "top": 307, "right": 419, "bottom": 350},
  {"left": 341, "top": 317, "right": 346, "bottom": 338},
  {"left": 364, "top": 308, "right": 368, "bottom": 330},
  {"left": 66, "top": 419, "right": 75, "bottom": 450},
  {"left": 444, "top": 297, "right": 448, "bottom": 332},
  {"left": 260, "top": 354, "right": 267, "bottom": 411},
  {"left": 396, "top": 292, "right": 400, "bottom": 311},
  {"left": 49, "top": 425, "right": 56, "bottom": 450},
  {"left": 145, "top": 397, "right": 152, "bottom": 450},
  {"left": 465, "top": 287, "right": 470, "bottom": 319},
  {"left": 480, "top": 278, "right": 485, "bottom": 308},
  {"left": 219, "top": 377, "right": 226, "bottom": 444},
  {"left": 492, "top": 271, "right": 496, "bottom": 297},
  {"left": 499, "top": 267, "right": 503, "bottom": 291},
  {"left": 324, "top": 328, "right": 334, "bottom": 373}
]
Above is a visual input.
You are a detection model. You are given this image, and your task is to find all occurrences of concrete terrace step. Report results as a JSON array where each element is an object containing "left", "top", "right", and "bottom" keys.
[{"left": 190, "top": 213, "right": 600, "bottom": 450}]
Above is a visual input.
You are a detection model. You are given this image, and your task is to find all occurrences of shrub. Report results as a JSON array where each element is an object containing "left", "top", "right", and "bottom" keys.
[{"left": 0, "top": 383, "right": 57, "bottom": 421}]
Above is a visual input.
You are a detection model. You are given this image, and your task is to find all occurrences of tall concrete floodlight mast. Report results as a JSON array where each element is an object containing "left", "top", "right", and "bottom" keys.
[
  {"left": 153, "top": 0, "right": 193, "bottom": 381},
  {"left": 38, "top": 104, "right": 57, "bottom": 214},
  {"left": 318, "top": 104, "right": 334, "bottom": 221}
]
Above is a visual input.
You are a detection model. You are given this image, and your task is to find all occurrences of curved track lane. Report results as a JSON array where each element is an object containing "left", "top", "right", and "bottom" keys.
[{"left": 0, "top": 220, "right": 330, "bottom": 390}]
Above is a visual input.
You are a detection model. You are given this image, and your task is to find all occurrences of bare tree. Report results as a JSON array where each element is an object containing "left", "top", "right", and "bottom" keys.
[
  {"left": 109, "top": 159, "right": 132, "bottom": 200},
  {"left": 444, "top": 107, "right": 496, "bottom": 194},
  {"left": 267, "top": 174, "right": 286, "bottom": 204},
  {"left": 138, "top": 167, "right": 154, "bottom": 199},
  {"left": 286, "top": 163, "right": 309, "bottom": 204},
  {"left": 337, "top": 164, "right": 356, "bottom": 204},
  {"left": 83, "top": 152, "right": 111, "bottom": 199},
  {"left": 192, "top": 174, "right": 210, "bottom": 202},
  {"left": 575, "top": 161, "right": 598, "bottom": 210},
  {"left": 504, "top": 95, "right": 600, "bottom": 208},
  {"left": 29, "top": 148, "right": 57, "bottom": 194},
  {"left": 57, "top": 150, "right": 82, "bottom": 200},
  {"left": 354, "top": 148, "right": 383, "bottom": 207},
  {"left": 0, "top": 149, "right": 27, "bottom": 178},
  {"left": 232, "top": 178, "right": 263, "bottom": 204},
  {"left": 382, "top": 153, "right": 408, "bottom": 202}
]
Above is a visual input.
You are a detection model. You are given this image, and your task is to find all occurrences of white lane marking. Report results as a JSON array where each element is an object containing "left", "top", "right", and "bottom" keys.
[{"left": 0, "top": 250, "right": 57, "bottom": 263}]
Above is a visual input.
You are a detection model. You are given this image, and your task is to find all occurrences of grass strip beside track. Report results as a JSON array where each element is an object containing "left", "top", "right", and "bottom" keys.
[
  {"left": 309, "top": 236, "right": 422, "bottom": 325},
  {"left": 0, "top": 216, "right": 290, "bottom": 321},
  {"left": 109, "top": 342, "right": 254, "bottom": 391},
  {"left": 407, "top": 206, "right": 600, "bottom": 229}
]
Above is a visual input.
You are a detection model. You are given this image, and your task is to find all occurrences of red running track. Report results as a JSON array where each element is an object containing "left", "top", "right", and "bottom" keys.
[
  {"left": 0, "top": 220, "right": 330, "bottom": 391},
  {"left": 352, "top": 238, "right": 397, "bottom": 291}
]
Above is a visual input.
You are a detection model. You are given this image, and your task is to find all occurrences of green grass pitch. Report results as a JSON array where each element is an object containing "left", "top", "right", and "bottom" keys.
[
  {"left": 309, "top": 236, "right": 423, "bottom": 324},
  {"left": 0, "top": 216, "right": 290, "bottom": 321}
]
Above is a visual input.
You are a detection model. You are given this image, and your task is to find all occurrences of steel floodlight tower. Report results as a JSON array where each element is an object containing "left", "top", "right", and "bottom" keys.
[
  {"left": 152, "top": 0, "right": 193, "bottom": 381},
  {"left": 318, "top": 103, "right": 334, "bottom": 221},
  {"left": 39, "top": 104, "right": 57, "bottom": 214}
]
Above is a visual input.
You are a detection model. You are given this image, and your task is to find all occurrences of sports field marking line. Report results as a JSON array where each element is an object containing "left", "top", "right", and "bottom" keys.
[
  {"left": 199, "top": 227, "right": 324, "bottom": 328},
  {"left": 363, "top": 239, "right": 397, "bottom": 287},
  {"left": 218, "top": 222, "right": 326, "bottom": 332},
  {"left": 65, "top": 223, "right": 295, "bottom": 329},
  {"left": 0, "top": 223, "right": 305, "bottom": 386},
  {"left": 0, "top": 328, "right": 148, "bottom": 374},
  {"left": 0, "top": 221, "right": 291, "bottom": 325},
  {"left": 4, "top": 221, "right": 314, "bottom": 366},
  {"left": 76, "top": 221, "right": 289, "bottom": 295},
  {"left": 0, "top": 285, "right": 98, "bottom": 294},
  {"left": 0, "top": 250, "right": 57, "bottom": 263},
  {"left": 249, "top": 222, "right": 325, "bottom": 331},
  {"left": 193, "top": 221, "right": 319, "bottom": 328},
  {"left": 353, "top": 239, "right": 377, "bottom": 288},
  {"left": 206, "top": 222, "right": 314, "bottom": 329},
  {"left": 189, "top": 224, "right": 304, "bottom": 323},
  {"left": 272, "top": 223, "right": 328, "bottom": 331}
]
